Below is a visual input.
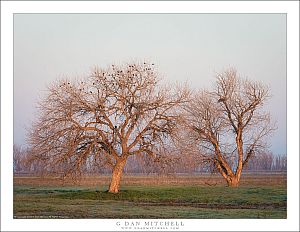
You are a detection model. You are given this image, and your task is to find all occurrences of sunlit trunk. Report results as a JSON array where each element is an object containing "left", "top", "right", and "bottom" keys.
[
  {"left": 108, "top": 159, "right": 127, "bottom": 193},
  {"left": 232, "top": 131, "right": 243, "bottom": 187},
  {"left": 226, "top": 176, "right": 240, "bottom": 187},
  {"left": 215, "top": 158, "right": 240, "bottom": 187}
]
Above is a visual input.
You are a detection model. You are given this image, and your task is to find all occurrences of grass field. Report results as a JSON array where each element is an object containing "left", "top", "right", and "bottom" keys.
[{"left": 13, "top": 173, "right": 287, "bottom": 219}]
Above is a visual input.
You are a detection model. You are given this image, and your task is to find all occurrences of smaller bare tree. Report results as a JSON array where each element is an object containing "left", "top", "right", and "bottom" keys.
[{"left": 184, "top": 68, "right": 276, "bottom": 187}]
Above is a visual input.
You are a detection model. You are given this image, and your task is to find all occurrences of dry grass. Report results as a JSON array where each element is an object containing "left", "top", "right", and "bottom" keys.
[{"left": 14, "top": 172, "right": 287, "bottom": 188}]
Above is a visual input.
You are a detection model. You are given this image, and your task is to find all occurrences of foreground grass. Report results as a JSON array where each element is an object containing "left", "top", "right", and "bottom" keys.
[{"left": 14, "top": 184, "right": 286, "bottom": 219}]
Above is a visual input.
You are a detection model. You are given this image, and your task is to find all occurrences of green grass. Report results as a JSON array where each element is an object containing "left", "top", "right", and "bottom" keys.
[{"left": 14, "top": 185, "right": 286, "bottom": 219}]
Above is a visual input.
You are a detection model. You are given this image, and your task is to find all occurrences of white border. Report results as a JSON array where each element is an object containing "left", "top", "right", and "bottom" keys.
[{"left": 1, "top": 1, "right": 299, "bottom": 231}]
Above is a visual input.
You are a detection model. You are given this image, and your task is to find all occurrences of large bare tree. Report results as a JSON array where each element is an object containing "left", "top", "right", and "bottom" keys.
[
  {"left": 28, "top": 62, "right": 189, "bottom": 193},
  {"left": 184, "top": 68, "right": 276, "bottom": 187}
]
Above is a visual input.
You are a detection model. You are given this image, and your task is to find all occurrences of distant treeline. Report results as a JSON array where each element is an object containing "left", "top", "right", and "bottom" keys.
[{"left": 14, "top": 144, "right": 286, "bottom": 176}]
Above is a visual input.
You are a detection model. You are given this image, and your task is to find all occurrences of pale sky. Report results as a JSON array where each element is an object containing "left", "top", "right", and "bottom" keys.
[{"left": 14, "top": 14, "right": 286, "bottom": 154}]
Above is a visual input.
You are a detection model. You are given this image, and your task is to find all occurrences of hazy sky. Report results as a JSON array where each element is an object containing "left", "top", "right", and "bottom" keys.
[{"left": 14, "top": 14, "right": 286, "bottom": 154}]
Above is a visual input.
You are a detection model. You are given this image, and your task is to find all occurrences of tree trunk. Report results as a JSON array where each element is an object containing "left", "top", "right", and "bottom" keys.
[
  {"left": 232, "top": 131, "right": 243, "bottom": 188},
  {"left": 226, "top": 176, "right": 240, "bottom": 187},
  {"left": 108, "top": 159, "right": 127, "bottom": 193}
]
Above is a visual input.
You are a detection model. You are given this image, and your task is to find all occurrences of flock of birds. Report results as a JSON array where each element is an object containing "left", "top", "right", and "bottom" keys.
[{"left": 58, "top": 63, "right": 156, "bottom": 95}]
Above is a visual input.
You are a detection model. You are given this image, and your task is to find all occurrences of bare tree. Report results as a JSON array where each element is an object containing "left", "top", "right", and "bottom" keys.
[
  {"left": 273, "top": 154, "right": 287, "bottom": 171},
  {"left": 28, "top": 62, "right": 189, "bottom": 193},
  {"left": 13, "top": 144, "right": 26, "bottom": 174},
  {"left": 184, "top": 68, "right": 276, "bottom": 187}
]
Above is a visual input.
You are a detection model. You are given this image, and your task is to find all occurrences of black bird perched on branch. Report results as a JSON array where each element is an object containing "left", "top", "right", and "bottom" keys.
[{"left": 218, "top": 97, "right": 226, "bottom": 103}]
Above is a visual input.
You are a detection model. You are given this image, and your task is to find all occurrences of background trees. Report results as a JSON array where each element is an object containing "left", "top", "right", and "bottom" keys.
[
  {"left": 14, "top": 143, "right": 286, "bottom": 176},
  {"left": 27, "top": 62, "right": 189, "bottom": 193},
  {"left": 184, "top": 68, "right": 276, "bottom": 187},
  {"left": 13, "top": 145, "right": 27, "bottom": 174}
]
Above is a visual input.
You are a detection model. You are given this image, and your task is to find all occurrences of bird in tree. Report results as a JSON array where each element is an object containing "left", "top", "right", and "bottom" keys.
[{"left": 27, "top": 62, "right": 189, "bottom": 193}]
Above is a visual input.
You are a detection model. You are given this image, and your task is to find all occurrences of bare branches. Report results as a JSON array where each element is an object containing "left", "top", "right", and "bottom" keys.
[
  {"left": 28, "top": 62, "right": 189, "bottom": 182},
  {"left": 183, "top": 68, "right": 276, "bottom": 187}
]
